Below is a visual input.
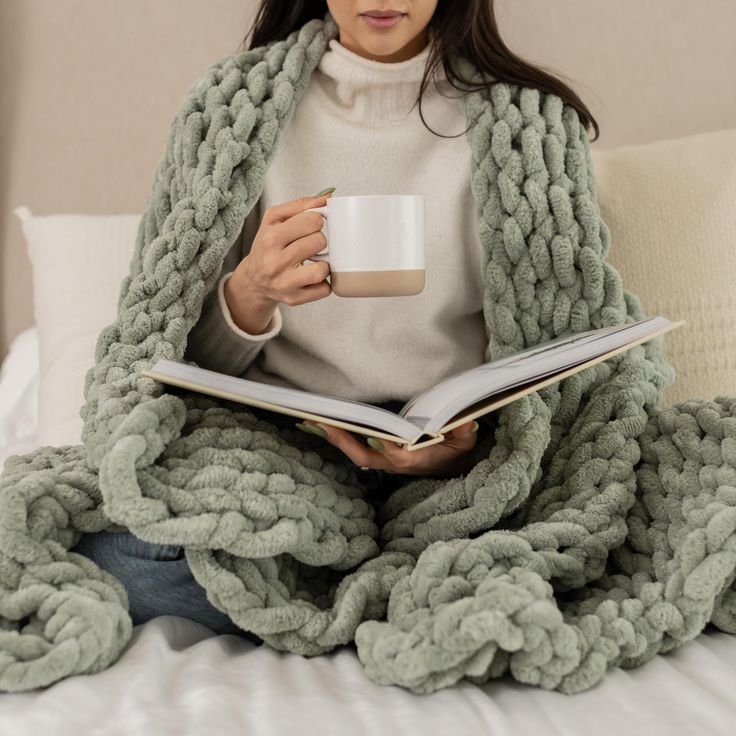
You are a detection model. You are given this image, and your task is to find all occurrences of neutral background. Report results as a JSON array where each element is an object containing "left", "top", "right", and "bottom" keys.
[{"left": 1, "top": 0, "right": 735, "bottom": 359}]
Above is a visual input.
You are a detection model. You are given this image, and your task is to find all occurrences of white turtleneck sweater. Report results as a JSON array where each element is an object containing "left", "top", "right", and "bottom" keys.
[{"left": 185, "top": 37, "right": 489, "bottom": 403}]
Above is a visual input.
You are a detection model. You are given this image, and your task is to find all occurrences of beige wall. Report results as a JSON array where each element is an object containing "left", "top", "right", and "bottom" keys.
[{"left": 2, "top": 0, "right": 736, "bottom": 359}]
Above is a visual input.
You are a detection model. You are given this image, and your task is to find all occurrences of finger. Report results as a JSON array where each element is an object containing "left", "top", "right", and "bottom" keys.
[
  {"left": 262, "top": 195, "right": 329, "bottom": 226},
  {"left": 281, "top": 280, "right": 332, "bottom": 307},
  {"left": 273, "top": 209, "right": 326, "bottom": 250},
  {"left": 279, "top": 255, "right": 331, "bottom": 304},
  {"left": 288, "top": 259, "right": 330, "bottom": 288},
  {"left": 284, "top": 230, "right": 329, "bottom": 267},
  {"left": 367, "top": 434, "right": 479, "bottom": 480},
  {"left": 306, "top": 422, "right": 390, "bottom": 470},
  {"left": 441, "top": 428, "right": 479, "bottom": 454},
  {"left": 375, "top": 428, "right": 475, "bottom": 472},
  {"left": 368, "top": 436, "right": 416, "bottom": 470},
  {"left": 447, "top": 420, "right": 479, "bottom": 439}
]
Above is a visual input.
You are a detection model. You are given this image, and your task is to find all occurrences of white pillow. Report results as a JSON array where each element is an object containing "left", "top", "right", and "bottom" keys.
[
  {"left": 590, "top": 127, "right": 736, "bottom": 406},
  {"left": 13, "top": 207, "right": 140, "bottom": 447}
]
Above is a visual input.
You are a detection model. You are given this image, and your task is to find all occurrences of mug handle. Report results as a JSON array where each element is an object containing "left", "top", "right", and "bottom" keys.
[{"left": 304, "top": 206, "right": 329, "bottom": 263}]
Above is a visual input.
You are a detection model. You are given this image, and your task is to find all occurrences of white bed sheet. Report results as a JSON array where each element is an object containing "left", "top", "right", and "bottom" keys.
[
  {"left": 0, "top": 617, "right": 734, "bottom": 736},
  {"left": 0, "top": 328, "right": 734, "bottom": 736}
]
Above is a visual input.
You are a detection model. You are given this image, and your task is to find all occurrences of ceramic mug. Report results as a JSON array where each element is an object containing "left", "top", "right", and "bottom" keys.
[{"left": 304, "top": 194, "right": 425, "bottom": 297}]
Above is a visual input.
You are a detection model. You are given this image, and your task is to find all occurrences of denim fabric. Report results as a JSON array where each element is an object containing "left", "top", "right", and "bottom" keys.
[
  {"left": 70, "top": 529, "right": 261, "bottom": 639},
  {"left": 70, "top": 398, "right": 410, "bottom": 635}
]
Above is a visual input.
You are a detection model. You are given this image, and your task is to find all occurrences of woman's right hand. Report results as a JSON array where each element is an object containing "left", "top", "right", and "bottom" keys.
[{"left": 223, "top": 193, "right": 333, "bottom": 334}]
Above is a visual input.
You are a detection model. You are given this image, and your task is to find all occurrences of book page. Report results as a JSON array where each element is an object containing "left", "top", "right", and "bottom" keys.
[
  {"left": 145, "top": 316, "right": 680, "bottom": 447},
  {"left": 143, "top": 360, "right": 425, "bottom": 441},
  {"left": 401, "top": 316, "right": 674, "bottom": 434}
]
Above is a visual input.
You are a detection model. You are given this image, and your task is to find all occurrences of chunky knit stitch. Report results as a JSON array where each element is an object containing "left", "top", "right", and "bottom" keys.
[{"left": 1, "top": 12, "right": 735, "bottom": 695}]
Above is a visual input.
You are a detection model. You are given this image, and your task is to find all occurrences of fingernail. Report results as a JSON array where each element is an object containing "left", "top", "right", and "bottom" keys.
[
  {"left": 295, "top": 422, "right": 327, "bottom": 438},
  {"left": 315, "top": 187, "right": 336, "bottom": 197},
  {"left": 367, "top": 437, "right": 385, "bottom": 451},
  {"left": 470, "top": 421, "right": 479, "bottom": 433}
]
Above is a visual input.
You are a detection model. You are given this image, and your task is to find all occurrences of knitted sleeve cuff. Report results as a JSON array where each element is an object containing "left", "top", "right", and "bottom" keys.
[
  {"left": 218, "top": 272, "right": 283, "bottom": 341},
  {"left": 183, "top": 271, "right": 282, "bottom": 377}
]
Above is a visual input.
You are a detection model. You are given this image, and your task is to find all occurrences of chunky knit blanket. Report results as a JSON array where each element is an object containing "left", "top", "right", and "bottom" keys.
[{"left": 2, "top": 12, "right": 735, "bottom": 695}]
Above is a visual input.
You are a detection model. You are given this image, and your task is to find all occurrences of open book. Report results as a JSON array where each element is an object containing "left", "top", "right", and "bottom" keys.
[{"left": 142, "top": 316, "right": 684, "bottom": 451}]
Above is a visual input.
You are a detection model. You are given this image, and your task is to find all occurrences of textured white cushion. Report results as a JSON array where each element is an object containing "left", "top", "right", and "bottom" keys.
[
  {"left": 13, "top": 207, "right": 139, "bottom": 446},
  {"left": 590, "top": 128, "right": 736, "bottom": 406}
]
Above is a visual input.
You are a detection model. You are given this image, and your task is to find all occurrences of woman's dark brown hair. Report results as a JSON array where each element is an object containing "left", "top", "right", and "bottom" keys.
[{"left": 239, "top": 1, "right": 600, "bottom": 142}]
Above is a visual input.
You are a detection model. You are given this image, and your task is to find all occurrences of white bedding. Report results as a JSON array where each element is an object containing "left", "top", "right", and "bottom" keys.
[
  {"left": 1, "top": 329, "right": 735, "bottom": 735},
  {"left": 0, "top": 327, "right": 39, "bottom": 467}
]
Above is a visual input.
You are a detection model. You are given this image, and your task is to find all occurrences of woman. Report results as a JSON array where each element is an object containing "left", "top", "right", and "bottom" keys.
[{"left": 72, "top": 0, "right": 600, "bottom": 636}]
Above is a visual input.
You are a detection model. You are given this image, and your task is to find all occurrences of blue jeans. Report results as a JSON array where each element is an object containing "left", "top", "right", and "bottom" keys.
[
  {"left": 70, "top": 399, "right": 409, "bottom": 636},
  {"left": 70, "top": 528, "right": 255, "bottom": 638}
]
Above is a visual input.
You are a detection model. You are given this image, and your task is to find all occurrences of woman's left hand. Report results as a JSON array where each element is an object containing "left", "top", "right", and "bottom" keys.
[{"left": 300, "top": 419, "right": 480, "bottom": 478}]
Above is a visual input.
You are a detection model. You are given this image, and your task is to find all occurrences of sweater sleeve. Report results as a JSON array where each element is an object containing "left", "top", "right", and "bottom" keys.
[{"left": 184, "top": 202, "right": 283, "bottom": 377}]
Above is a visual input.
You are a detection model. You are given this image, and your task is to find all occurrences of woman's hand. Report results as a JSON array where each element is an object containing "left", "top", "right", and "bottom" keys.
[
  {"left": 223, "top": 191, "right": 335, "bottom": 334},
  {"left": 300, "top": 419, "right": 480, "bottom": 479}
]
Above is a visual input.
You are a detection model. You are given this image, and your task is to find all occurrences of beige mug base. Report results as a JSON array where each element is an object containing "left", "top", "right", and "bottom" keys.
[{"left": 330, "top": 269, "right": 425, "bottom": 298}]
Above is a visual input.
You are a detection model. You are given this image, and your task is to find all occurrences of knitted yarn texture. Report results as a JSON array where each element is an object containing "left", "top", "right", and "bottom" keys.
[{"left": 1, "top": 12, "right": 735, "bottom": 694}]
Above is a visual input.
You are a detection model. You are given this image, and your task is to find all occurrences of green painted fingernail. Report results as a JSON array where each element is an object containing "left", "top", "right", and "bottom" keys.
[
  {"left": 367, "top": 437, "right": 385, "bottom": 451},
  {"left": 315, "top": 187, "right": 336, "bottom": 197},
  {"left": 295, "top": 422, "right": 327, "bottom": 438}
]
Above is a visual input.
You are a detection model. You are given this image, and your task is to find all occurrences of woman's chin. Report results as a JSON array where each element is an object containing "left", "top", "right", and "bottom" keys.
[{"left": 349, "top": 35, "right": 416, "bottom": 61}]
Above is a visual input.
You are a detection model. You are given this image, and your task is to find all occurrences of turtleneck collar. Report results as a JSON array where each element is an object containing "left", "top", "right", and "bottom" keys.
[{"left": 315, "top": 33, "right": 443, "bottom": 123}]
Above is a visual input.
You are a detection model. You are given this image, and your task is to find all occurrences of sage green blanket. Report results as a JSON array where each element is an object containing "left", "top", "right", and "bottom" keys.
[{"left": 1, "top": 12, "right": 735, "bottom": 695}]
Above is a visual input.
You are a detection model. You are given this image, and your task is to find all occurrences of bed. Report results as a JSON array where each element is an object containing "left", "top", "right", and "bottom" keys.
[{"left": 1, "top": 326, "right": 735, "bottom": 734}]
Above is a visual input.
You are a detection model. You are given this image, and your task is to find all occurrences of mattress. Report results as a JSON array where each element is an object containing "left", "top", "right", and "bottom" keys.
[{"left": 1, "top": 328, "right": 735, "bottom": 736}]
